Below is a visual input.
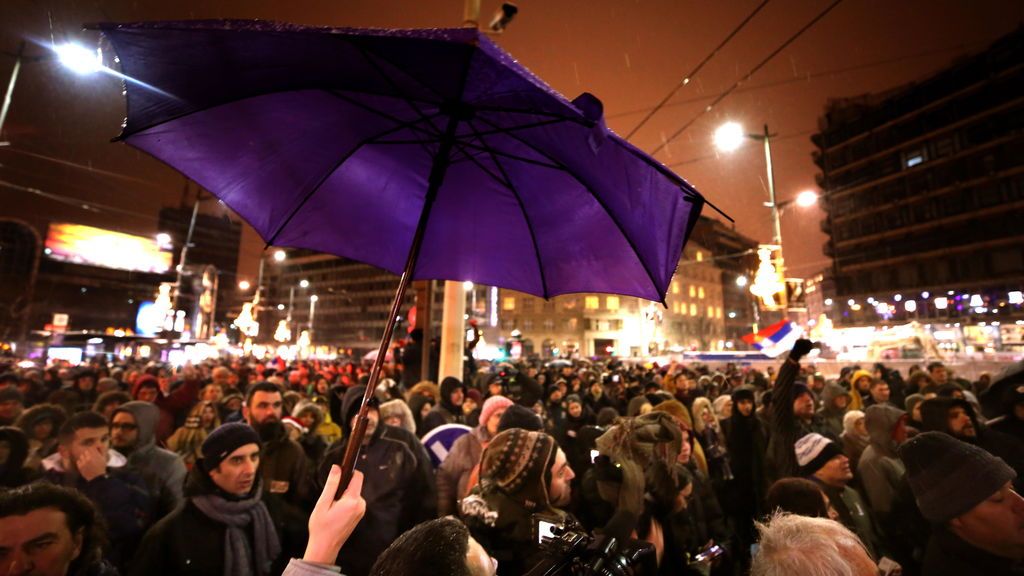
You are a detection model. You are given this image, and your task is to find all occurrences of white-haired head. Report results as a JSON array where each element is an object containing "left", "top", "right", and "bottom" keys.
[{"left": 752, "top": 512, "right": 877, "bottom": 576}]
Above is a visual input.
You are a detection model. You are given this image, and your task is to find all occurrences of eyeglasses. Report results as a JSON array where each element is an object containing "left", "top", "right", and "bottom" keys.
[{"left": 110, "top": 423, "right": 138, "bottom": 431}]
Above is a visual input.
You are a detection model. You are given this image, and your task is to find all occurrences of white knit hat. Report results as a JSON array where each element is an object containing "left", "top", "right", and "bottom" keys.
[{"left": 795, "top": 432, "right": 843, "bottom": 475}]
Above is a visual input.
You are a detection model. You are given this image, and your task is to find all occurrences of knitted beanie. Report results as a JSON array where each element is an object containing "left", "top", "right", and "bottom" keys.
[
  {"left": 479, "top": 395, "right": 513, "bottom": 430},
  {"left": 497, "top": 404, "right": 544, "bottom": 432},
  {"left": 201, "top": 422, "right": 260, "bottom": 472},
  {"left": 899, "top": 431, "right": 1016, "bottom": 523},
  {"left": 480, "top": 428, "right": 556, "bottom": 501},
  {"left": 795, "top": 433, "right": 844, "bottom": 476}
]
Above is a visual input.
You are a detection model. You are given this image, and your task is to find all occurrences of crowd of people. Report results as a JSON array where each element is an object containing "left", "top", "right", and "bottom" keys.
[{"left": 0, "top": 338, "right": 1022, "bottom": 575}]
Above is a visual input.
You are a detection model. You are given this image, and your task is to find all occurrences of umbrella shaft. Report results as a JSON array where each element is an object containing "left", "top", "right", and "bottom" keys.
[{"left": 338, "top": 113, "right": 462, "bottom": 495}]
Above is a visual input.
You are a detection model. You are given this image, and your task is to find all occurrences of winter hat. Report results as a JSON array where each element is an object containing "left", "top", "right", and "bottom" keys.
[
  {"left": 851, "top": 370, "right": 874, "bottom": 387},
  {"left": 281, "top": 416, "right": 307, "bottom": 435},
  {"left": 795, "top": 433, "right": 844, "bottom": 476},
  {"left": 0, "top": 387, "right": 23, "bottom": 404},
  {"left": 596, "top": 407, "right": 620, "bottom": 427},
  {"left": 497, "top": 404, "right": 544, "bottom": 432},
  {"left": 843, "top": 410, "right": 866, "bottom": 435},
  {"left": 904, "top": 394, "right": 925, "bottom": 417},
  {"left": 465, "top": 388, "right": 482, "bottom": 405},
  {"left": 201, "top": 422, "right": 260, "bottom": 472},
  {"left": 480, "top": 428, "right": 557, "bottom": 504},
  {"left": 479, "top": 395, "right": 513, "bottom": 429},
  {"left": 899, "top": 431, "right": 1016, "bottom": 523},
  {"left": 96, "top": 378, "right": 121, "bottom": 394},
  {"left": 731, "top": 386, "right": 756, "bottom": 404}
]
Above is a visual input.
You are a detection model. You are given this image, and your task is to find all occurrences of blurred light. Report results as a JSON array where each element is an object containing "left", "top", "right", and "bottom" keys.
[
  {"left": 894, "top": 294, "right": 903, "bottom": 302},
  {"left": 727, "top": 311, "right": 737, "bottom": 319},
  {"left": 277, "top": 304, "right": 285, "bottom": 310},
  {"left": 904, "top": 300, "right": 917, "bottom": 313},
  {"left": 824, "top": 298, "right": 833, "bottom": 306},
  {"left": 55, "top": 43, "right": 102, "bottom": 74},
  {"left": 273, "top": 250, "right": 286, "bottom": 262},
  {"left": 847, "top": 299, "right": 856, "bottom": 306},
  {"left": 947, "top": 291, "right": 954, "bottom": 296},
  {"left": 1009, "top": 291, "right": 1024, "bottom": 305},
  {"left": 921, "top": 291, "right": 930, "bottom": 299},
  {"left": 735, "top": 275, "right": 748, "bottom": 287},
  {"left": 155, "top": 233, "right": 172, "bottom": 249},
  {"left": 463, "top": 281, "right": 474, "bottom": 290},
  {"left": 969, "top": 294, "right": 983, "bottom": 307},
  {"left": 299, "top": 279, "right": 310, "bottom": 288},
  {"left": 238, "top": 280, "right": 251, "bottom": 290},
  {"left": 713, "top": 122, "right": 745, "bottom": 153},
  {"left": 975, "top": 307, "right": 987, "bottom": 314},
  {"left": 934, "top": 297, "right": 948, "bottom": 310},
  {"left": 310, "top": 294, "right": 318, "bottom": 303},
  {"left": 795, "top": 190, "right": 818, "bottom": 208}
]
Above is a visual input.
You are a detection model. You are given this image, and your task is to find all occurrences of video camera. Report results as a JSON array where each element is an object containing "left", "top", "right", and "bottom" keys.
[{"left": 525, "top": 523, "right": 656, "bottom": 576}]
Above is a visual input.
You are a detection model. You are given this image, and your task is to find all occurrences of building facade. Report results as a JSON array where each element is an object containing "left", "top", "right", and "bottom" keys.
[
  {"left": 814, "top": 29, "right": 1024, "bottom": 329},
  {"left": 498, "top": 241, "right": 727, "bottom": 358}
]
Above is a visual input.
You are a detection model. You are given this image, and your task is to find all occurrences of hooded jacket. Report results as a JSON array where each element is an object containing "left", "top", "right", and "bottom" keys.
[
  {"left": 724, "top": 387, "right": 768, "bottom": 523},
  {"left": 919, "top": 397, "right": 1024, "bottom": 488},
  {"left": 421, "top": 376, "right": 466, "bottom": 433},
  {"left": 407, "top": 393, "right": 434, "bottom": 437},
  {"left": 379, "top": 399, "right": 417, "bottom": 436},
  {"left": 816, "top": 383, "right": 851, "bottom": 439},
  {"left": 290, "top": 400, "right": 328, "bottom": 464},
  {"left": 0, "top": 426, "right": 33, "bottom": 487},
  {"left": 319, "top": 385, "right": 437, "bottom": 576},
  {"left": 113, "top": 401, "right": 187, "bottom": 517},
  {"left": 15, "top": 403, "right": 66, "bottom": 471},
  {"left": 856, "top": 404, "right": 906, "bottom": 517}
]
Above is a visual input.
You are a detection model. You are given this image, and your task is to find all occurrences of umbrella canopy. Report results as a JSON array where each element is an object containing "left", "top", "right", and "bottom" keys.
[{"left": 94, "top": 20, "right": 707, "bottom": 303}]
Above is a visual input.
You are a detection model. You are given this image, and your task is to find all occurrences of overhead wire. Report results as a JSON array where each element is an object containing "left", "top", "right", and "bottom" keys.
[
  {"left": 650, "top": 0, "right": 846, "bottom": 157},
  {"left": 623, "top": 0, "right": 771, "bottom": 140}
]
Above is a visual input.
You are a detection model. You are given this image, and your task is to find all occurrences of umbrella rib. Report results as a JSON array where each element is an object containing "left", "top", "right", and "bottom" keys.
[
  {"left": 467, "top": 117, "right": 569, "bottom": 138},
  {"left": 327, "top": 90, "right": 441, "bottom": 139},
  {"left": 455, "top": 140, "right": 562, "bottom": 170},
  {"left": 353, "top": 42, "right": 445, "bottom": 136},
  {"left": 265, "top": 113, "right": 444, "bottom": 246},
  {"left": 475, "top": 115, "right": 665, "bottom": 303},
  {"left": 467, "top": 121, "right": 550, "bottom": 299},
  {"left": 471, "top": 103, "right": 590, "bottom": 126}
]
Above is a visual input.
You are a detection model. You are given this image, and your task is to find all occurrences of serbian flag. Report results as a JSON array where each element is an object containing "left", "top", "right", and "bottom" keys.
[{"left": 742, "top": 320, "right": 804, "bottom": 358}]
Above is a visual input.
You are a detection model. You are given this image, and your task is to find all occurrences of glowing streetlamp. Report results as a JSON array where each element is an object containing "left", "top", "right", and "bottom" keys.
[
  {"left": 54, "top": 44, "right": 103, "bottom": 75},
  {"left": 795, "top": 190, "right": 818, "bottom": 208},
  {"left": 713, "top": 122, "right": 745, "bottom": 153},
  {"left": 238, "top": 280, "right": 251, "bottom": 291},
  {"left": 273, "top": 249, "right": 286, "bottom": 262}
]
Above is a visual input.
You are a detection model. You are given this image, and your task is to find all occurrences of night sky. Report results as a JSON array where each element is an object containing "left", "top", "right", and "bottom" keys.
[{"left": 2, "top": 0, "right": 1021, "bottom": 286}]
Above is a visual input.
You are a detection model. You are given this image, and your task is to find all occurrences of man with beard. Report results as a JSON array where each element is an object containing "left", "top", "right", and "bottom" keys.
[
  {"left": 131, "top": 422, "right": 305, "bottom": 576},
  {"left": 796, "top": 432, "right": 882, "bottom": 559},
  {"left": 919, "top": 397, "right": 1024, "bottom": 489},
  {"left": 318, "top": 385, "right": 436, "bottom": 576},
  {"left": 243, "top": 382, "right": 312, "bottom": 511},
  {"left": 110, "top": 402, "right": 187, "bottom": 519}
]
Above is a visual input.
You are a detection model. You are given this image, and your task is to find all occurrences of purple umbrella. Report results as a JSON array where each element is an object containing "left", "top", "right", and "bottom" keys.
[{"left": 93, "top": 20, "right": 716, "bottom": 488}]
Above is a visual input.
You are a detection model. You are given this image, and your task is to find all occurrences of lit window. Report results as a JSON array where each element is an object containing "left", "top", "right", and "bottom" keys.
[
  {"left": 585, "top": 296, "right": 600, "bottom": 310},
  {"left": 672, "top": 302, "right": 680, "bottom": 314},
  {"left": 502, "top": 297, "right": 516, "bottom": 311},
  {"left": 672, "top": 282, "right": 680, "bottom": 295},
  {"left": 689, "top": 303, "right": 697, "bottom": 316},
  {"left": 716, "top": 307, "right": 723, "bottom": 319},
  {"left": 689, "top": 286, "right": 696, "bottom": 298},
  {"left": 707, "top": 306, "right": 714, "bottom": 317},
  {"left": 606, "top": 296, "right": 620, "bottom": 310},
  {"left": 696, "top": 251, "right": 703, "bottom": 262},
  {"left": 698, "top": 287, "right": 705, "bottom": 299}
]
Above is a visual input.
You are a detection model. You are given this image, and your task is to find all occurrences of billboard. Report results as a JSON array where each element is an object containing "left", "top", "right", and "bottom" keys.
[{"left": 45, "top": 223, "right": 172, "bottom": 274}]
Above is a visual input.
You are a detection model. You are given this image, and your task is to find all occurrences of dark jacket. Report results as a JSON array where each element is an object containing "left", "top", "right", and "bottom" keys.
[
  {"left": 0, "top": 426, "right": 34, "bottom": 487},
  {"left": 319, "top": 386, "right": 438, "bottom": 576},
  {"left": 257, "top": 421, "right": 313, "bottom": 511},
  {"left": 816, "top": 383, "right": 850, "bottom": 439},
  {"left": 421, "top": 376, "right": 466, "bottom": 433},
  {"left": 112, "top": 401, "right": 187, "bottom": 518},
  {"left": 407, "top": 394, "right": 434, "bottom": 437},
  {"left": 724, "top": 389, "right": 769, "bottom": 529},
  {"left": 129, "top": 467, "right": 305, "bottom": 576},
  {"left": 766, "top": 348, "right": 830, "bottom": 481},
  {"left": 39, "top": 451, "right": 153, "bottom": 570},
  {"left": 922, "top": 524, "right": 1021, "bottom": 576}
]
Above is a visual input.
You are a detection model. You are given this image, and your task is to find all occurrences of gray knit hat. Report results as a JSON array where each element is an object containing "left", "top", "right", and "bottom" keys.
[{"left": 899, "top": 431, "right": 1016, "bottom": 523}]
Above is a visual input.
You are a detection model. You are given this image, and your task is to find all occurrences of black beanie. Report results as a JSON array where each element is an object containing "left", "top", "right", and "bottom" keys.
[
  {"left": 899, "top": 431, "right": 1017, "bottom": 523},
  {"left": 201, "top": 422, "right": 260, "bottom": 472},
  {"left": 496, "top": 404, "right": 543, "bottom": 432}
]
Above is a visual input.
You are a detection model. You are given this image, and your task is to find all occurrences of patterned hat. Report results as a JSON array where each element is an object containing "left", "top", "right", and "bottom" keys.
[{"left": 480, "top": 428, "right": 556, "bottom": 505}]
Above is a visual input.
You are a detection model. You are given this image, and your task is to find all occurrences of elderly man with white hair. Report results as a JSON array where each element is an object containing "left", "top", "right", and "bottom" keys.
[{"left": 751, "top": 512, "right": 892, "bottom": 576}]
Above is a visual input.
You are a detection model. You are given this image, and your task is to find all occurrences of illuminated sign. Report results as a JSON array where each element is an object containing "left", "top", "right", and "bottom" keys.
[{"left": 45, "top": 223, "right": 172, "bottom": 273}]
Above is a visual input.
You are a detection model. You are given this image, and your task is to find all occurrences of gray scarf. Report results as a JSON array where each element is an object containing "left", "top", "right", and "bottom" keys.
[{"left": 191, "top": 478, "right": 281, "bottom": 576}]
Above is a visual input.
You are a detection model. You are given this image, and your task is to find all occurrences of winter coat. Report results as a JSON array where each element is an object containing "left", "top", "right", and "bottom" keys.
[
  {"left": 318, "top": 386, "right": 437, "bottom": 576},
  {"left": 724, "top": 396, "right": 769, "bottom": 528},
  {"left": 407, "top": 394, "right": 434, "bottom": 437},
  {"left": 0, "top": 426, "right": 35, "bottom": 487},
  {"left": 436, "top": 427, "right": 485, "bottom": 516},
  {"left": 15, "top": 403, "right": 66, "bottom": 471},
  {"left": 922, "top": 524, "right": 1020, "bottom": 576},
  {"left": 166, "top": 402, "right": 219, "bottom": 469},
  {"left": 258, "top": 422, "right": 314, "bottom": 511},
  {"left": 857, "top": 404, "right": 906, "bottom": 517},
  {"left": 129, "top": 467, "right": 306, "bottom": 576},
  {"left": 113, "top": 401, "right": 188, "bottom": 518},
  {"left": 766, "top": 355, "right": 831, "bottom": 481},
  {"left": 813, "top": 479, "right": 881, "bottom": 560},
  {"left": 421, "top": 377, "right": 466, "bottom": 434},
  {"left": 39, "top": 450, "right": 153, "bottom": 570},
  {"left": 816, "top": 383, "right": 850, "bottom": 439}
]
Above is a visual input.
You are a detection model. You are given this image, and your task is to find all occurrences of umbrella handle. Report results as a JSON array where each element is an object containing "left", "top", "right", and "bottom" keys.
[{"left": 337, "top": 113, "right": 462, "bottom": 497}]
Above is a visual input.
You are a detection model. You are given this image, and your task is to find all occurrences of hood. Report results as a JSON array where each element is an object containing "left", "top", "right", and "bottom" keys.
[
  {"left": 0, "top": 426, "right": 29, "bottom": 471},
  {"left": 42, "top": 448, "right": 127, "bottom": 473},
  {"left": 407, "top": 394, "right": 434, "bottom": 427},
  {"left": 112, "top": 401, "right": 159, "bottom": 450},
  {"left": 341, "top": 385, "right": 378, "bottom": 429},
  {"left": 379, "top": 399, "right": 417, "bottom": 435},
  {"left": 439, "top": 377, "right": 465, "bottom": 412},
  {"left": 820, "top": 383, "right": 851, "bottom": 413},
  {"left": 919, "top": 397, "right": 976, "bottom": 436},
  {"left": 15, "top": 403, "right": 67, "bottom": 438},
  {"left": 131, "top": 375, "right": 160, "bottom": 399},
  {"left": 292, "top": 400, "right": 324, "bottom": 431},
  {"left": 626, "top": 395, "right": 651, "bottom": 417},
  {"left": 864, "top": 404, "right": 905, "bottom": 455},
  {"left": 691, "top": 397, "right": 715, "bottom": 433}
]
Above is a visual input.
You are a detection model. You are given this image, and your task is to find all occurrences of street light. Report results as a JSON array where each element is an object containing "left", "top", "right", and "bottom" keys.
[
  {"left": 299, "top": 279, "right": 310, "bottom": 288},
  {"left": 54, "top": 44, "right": 103, "bottom": 75},
  {"left": 795, "top": 190, "right": 818, "bottom": 208},
  {"left": 713, "top": 122, "right": 745, "bottom": 153},
  {"left": 735, "top": 275, "right": 748, "bottom": 287},
  {"left": 273, "top": 250, "right": 286, "bottom": 262},
  {"left": 238, "top": 280, "right": 251, "bottom": 291}
]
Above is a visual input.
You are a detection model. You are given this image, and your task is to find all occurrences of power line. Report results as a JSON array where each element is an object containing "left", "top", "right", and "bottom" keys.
[
  {"left": 650, "top": 0, "right": 846, "bottom": 157},
  {"left": 664, "top": 129, "right": 814, "bottom": 169},
  {"left": 623, "top": 0, "right": 771, "bottom": 140},
  {"left": 610, "top": 39, "right": 993, "bottom": 122}
]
